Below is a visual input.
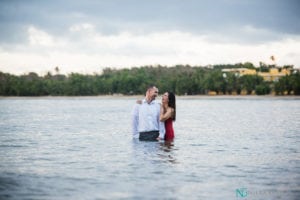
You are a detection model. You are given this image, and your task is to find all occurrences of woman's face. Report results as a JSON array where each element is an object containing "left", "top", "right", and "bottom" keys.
[{"left": 162, "top": 92, "right": 169, "bottom": 104}]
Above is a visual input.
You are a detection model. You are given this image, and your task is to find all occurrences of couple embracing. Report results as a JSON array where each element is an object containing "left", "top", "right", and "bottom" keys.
[{"left": 132, "top": 85, "right": 176, "bottom": 141}]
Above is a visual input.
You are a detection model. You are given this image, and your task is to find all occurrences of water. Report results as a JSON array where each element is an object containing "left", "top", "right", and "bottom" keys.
[{"left": 0, "top": 96, "right": 299, "bottom": 200}]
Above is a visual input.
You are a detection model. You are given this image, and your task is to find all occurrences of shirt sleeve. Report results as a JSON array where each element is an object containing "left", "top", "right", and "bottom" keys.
[
  {"left": 132, "top": 104, "right": 140, "bottom": 138},
  {"left": 158, "top": 120, "right": 165, "bottom": 139},
  {"left": 158, "top": 104, "right": 165, "bottom": 139}
]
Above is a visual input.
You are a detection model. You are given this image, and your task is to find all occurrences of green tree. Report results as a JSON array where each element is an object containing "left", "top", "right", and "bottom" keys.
[
  {"left": 255, "top": 82, "right": 271, "bottom": 95},
  {"left": 240, "top": 75, "right": 263, "bottom": 94},
  {"left": 203, "top": 70, "right": 224, "bottom": 94},
  {"left": 291, "top": 72, "right": 300, "bottom": 95}
]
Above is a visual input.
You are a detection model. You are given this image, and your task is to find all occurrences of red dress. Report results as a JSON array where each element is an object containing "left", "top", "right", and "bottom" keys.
[{"left": 164, "top": 118, "right": 174, "bottom": 140}]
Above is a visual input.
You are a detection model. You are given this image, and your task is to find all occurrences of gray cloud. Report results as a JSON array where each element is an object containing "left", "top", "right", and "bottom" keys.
[
  {"left": 0, "top": 0, "right": 299, "bottom": 45},
  {"left": 1, "top": 0, "right": 300, "bottom": 75}
]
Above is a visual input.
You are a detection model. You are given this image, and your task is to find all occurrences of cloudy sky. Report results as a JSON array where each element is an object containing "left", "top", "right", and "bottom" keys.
[{"left": 0, "top": 0, "right": 299, "bottom": 75}]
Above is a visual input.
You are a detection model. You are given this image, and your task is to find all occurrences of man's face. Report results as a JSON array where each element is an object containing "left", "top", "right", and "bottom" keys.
[{"left": 148, "top": 87, "right": 159, "bottom": 100}]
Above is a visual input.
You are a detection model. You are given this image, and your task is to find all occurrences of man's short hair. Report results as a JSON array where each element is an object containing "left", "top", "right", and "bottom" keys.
[{"left": 147, "top": 85, "right": 157, "bottom": 91}]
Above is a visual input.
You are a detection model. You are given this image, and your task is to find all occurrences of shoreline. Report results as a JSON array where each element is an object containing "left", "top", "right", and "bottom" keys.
[{"left": 1, "top": 95, "right": 300, "bottom": 100}]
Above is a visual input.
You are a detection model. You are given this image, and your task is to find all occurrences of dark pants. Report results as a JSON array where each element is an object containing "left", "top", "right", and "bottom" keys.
[{"left": 139, "top": 131, "right": 159, "bottom": 141}]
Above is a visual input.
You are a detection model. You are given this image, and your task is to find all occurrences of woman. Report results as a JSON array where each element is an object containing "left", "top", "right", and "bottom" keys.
[{"left": 160, "top": 92, "right": 176, "bottom": 141}]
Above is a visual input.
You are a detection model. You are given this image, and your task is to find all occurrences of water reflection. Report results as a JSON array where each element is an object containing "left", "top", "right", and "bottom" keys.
[
  {"left": 159, "top": 140, "right": 174, "bottom": 152},
  {"left": 158, "top": 140, "right": 178, "bottom": 164},
  {"left": 131, "top": 139, "right": 178, "bottom": 164}
]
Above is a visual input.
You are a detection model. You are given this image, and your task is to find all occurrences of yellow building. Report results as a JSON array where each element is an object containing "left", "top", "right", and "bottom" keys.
[
  {"left": 258, "top": 68, "right": 291, "bottom": 82},
  {"left": 222, "top": 68, "right": 256, "bottom": 76},
  {"left": 222, "top": 67, "right": 292, "bottom": 82}
]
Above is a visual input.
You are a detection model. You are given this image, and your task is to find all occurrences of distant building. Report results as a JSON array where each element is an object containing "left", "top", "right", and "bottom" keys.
[
  {"left": 258, "top": 68, "right": 291, "bottom": 82},
  {"left": 222, "top": 67, "right": 292, "bottom": 82},
  {"left": 222, "top": 68, "right": 256, "bottom": 77}
]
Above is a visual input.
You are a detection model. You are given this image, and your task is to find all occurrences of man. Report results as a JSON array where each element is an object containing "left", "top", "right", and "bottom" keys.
[{"left": 132, "top": 85, "right": 165, "bottom": 141}]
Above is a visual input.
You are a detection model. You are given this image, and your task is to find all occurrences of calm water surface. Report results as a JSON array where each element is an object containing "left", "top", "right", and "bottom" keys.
[{"left": 0, "top": 96, "right": 299, "bottom": 200}]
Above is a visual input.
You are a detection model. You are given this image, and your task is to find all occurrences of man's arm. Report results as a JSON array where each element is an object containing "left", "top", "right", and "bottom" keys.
[
  {"left": 158, "top": 104, "right": 165, "bottom": 139},
  {"left": 132, "top": 104, "right": 140, "bottom": 138},
  {"left": 158, "top": 120, "right": 165, "bottom": 139}
]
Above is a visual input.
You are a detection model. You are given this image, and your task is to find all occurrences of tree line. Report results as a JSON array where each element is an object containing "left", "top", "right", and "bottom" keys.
[{"left": 0, "top": 64, "right": 299, "bottom": 96}]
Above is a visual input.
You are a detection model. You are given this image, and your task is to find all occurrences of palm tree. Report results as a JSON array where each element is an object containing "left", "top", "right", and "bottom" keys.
[{"left": 55, "top": 66, "right": 60, "bottom": 74}]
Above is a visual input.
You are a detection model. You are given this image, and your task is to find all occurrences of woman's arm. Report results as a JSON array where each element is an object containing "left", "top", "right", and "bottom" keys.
[{"left": 160, "top": 107, "right": 173, "bottom": 122}]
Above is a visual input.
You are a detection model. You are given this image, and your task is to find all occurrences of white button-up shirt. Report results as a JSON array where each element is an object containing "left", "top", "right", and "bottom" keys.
[{"left": 132, "top": 99, "right": 165, "bottom": 139}]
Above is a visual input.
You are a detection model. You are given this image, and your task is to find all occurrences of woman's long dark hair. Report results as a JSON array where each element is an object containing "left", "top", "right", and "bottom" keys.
[{"left": 167, "top": 92, "right": 176, "bottom": 121}]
